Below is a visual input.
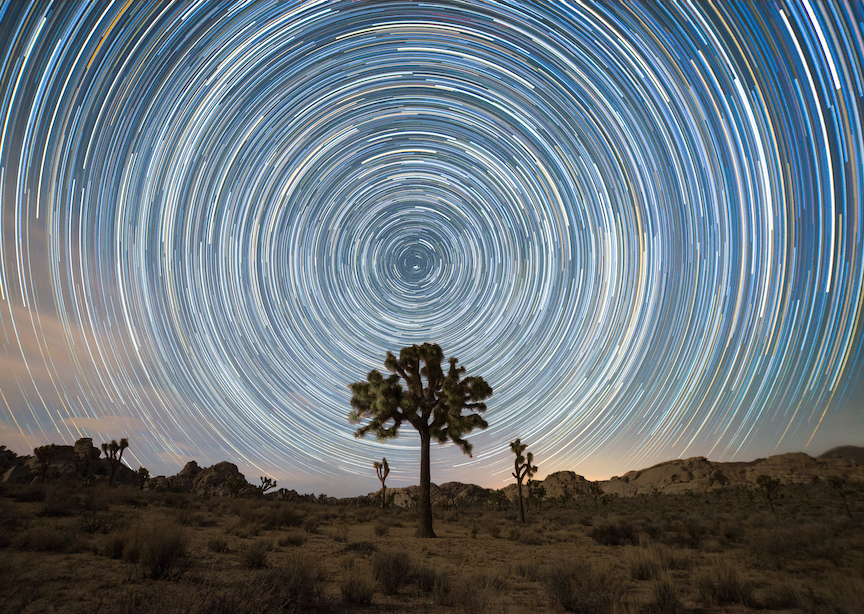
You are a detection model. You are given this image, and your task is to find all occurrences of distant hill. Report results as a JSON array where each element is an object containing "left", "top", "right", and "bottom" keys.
[{"left": 819, "top": 445, "right": 864, "bottom": 465}]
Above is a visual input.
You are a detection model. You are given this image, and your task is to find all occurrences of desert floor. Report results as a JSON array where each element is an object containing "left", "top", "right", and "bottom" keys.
[{"left": 0, "top": 480, "right": 862, "bottom": 613}]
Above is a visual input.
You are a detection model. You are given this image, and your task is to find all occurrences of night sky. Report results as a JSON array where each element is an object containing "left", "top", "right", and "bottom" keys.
[{"left": 1, "top": 0, "right": 863, "bottom": 497}]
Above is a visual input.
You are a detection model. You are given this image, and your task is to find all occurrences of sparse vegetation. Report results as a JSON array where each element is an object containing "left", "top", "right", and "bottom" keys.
[{"left": 0, "top": 451, "right": 861, "bottom": 613}]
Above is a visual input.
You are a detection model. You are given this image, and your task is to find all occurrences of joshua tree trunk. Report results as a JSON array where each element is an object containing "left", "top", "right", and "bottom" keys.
[
  {"left": 517, "top": 480, "right": 525, "bottom": 523},
  {"left": 380, "top": 484, "right": 387, "bottom": 508},
  {"left": 416, "top": 431, "right": 436, "bottom": 538}
]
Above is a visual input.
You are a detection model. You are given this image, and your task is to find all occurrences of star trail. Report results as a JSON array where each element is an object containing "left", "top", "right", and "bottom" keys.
[{"left": 1, "top": 0, "right": 862, "bottom": 495}]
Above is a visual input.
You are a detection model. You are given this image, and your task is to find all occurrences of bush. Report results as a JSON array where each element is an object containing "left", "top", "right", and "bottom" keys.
[
  {"left": 762, "top": 579, "right": 801, "bottom": 609},
  {"left": 543, "top": 558, "right": 624, "bottom": 613},
  {"left": 208, "top": 536, "right": 229, "bottom": 553},
  {"left": 139, "top": 522, "right": 187, "bottom": 580},
  {"left": 372, "top": 519, "right": 389, "bottom": 536},
  {"left": 278, "top": 529, "right": 307, "bottom": 547},
  {"left": 451, "top": 572, "right": 499, "bottom": 614},
  {"left": 340, "top": 563, "right": 375, "bottom": 606},
  {"left": 695, "top": 561, "right": 754, "bottom": 606},
  {"left": 627, "top": 549, "right": 660, "bottom": 581},
  {"left": 13, "top": 523, "right": 81, "bottom": 553},
  {"left": 590, "top": 519, "right": 635, "bottom": 546},
  {"left": 650, "top": 575, "right": 681, "bottom": 614},
  {"left": 258, "top": 552, "right": 324, "bottom": 611},
  {"left": 371, "top": 548, "right": 411, "bottom": 595},
  {"left": 240, "top": 539, "right": 271, "bottom": 569}
]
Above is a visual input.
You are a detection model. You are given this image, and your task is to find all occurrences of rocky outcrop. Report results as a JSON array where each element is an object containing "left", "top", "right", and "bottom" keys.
[
  {"left": 0, "top": 438, "right": 136, "bottom": 486},
  {"left": 152, "top": 460, "right": 249, "bottom": 496},
  {"left": 601, "top": 452, "right": 864, "bottom": 496}
]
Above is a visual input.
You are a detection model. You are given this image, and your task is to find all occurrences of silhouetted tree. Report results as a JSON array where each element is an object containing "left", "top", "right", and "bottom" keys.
[
  {"left": 136, "top": 466, "right": 150, "bottom": 490},
  {"left": 101, "top": 438, "right": 128, "bottom": 487},
  {"left": 34, "top": 444, "right": 57, "bottom": 482},
  {"left": 756, "top": 474, "right": 780, "bottom": 513},
  {"left": 350, "top": 343, "right": 493, "bottom": 538},
  {"left": 257, "top": 476, "right": 277, "bottom": 497},
  {"left": 511, "top": 439, "right": 537, "bottom": 523},
  {"left": 374, "top": 458, "right": 390, "bottom": 508}
]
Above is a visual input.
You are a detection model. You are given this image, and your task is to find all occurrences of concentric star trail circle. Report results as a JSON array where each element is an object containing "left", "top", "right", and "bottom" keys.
[{"left": 1, "top": 1, "right": 862, "bottom": 492}]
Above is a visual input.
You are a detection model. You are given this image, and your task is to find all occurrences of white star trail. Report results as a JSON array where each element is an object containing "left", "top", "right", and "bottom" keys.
[{"left": 0, "top": 0, "right": 862, "bottom": 493}]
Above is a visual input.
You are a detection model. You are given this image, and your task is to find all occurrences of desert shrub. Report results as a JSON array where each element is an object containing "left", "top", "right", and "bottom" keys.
[
  {"left": 258, "top": 504, "right": 303, "bottom": 530},
  {"left": 518, "top": 531, "right": 545, "bottom": 546},
  {"left": 651, "top": 543, "right": 689, "bottom": 571},
  {"left": 302, "top": 516, "right": 321, "bottom": 534},
  {"left": 13, "top": 522, "right": 81, "bottom": 553},
  {"left": 451, "top": 572, "right": 500, "bottom": 614},
  {"left": 695, "top": 560, "right": 754, "bottom": 606},
  {"left": 208, "top": 536, "right": 229, "bottom": 553},
  {"left": 590, "top": 518, "right": 636, "bottom": 546},
  {"left": 256, "top": 552, "right": 324, "bottom": 611},
  {"left": 340, "top": 562, "right": 375, "bottom": 606},
  {"left": 627, "top": 549, "right": 660, "bottom": 581},
  {"left": 331, "top": 523, "right": 350, "bottom": 542},
  {"left": 0, "top": 501, "right": 19, "bottom": 547},
  {"left": 820, "top": 573, "right": 864, "bottom": 614},
  {"left": 13, "top": 484, "right": 46, "bottom": 502},
  {"left": 650, "top": 575, "right": 681, "bottom": 614},
  {"left": 371, "top": 548, "right": 412, "bottom": 595},
  {"left": 278, "top": 529, "right": 307, "bottom": 547},
  {"left": 750, "top": 524, "right": 846, "bottom": 569},
  {"left": 138, "top": 522, "right": 187, "bottom": 580},
  {"left": 38, "top": 490, "right": 78, "bottom": 516},
  {"left": 372, "top": 519, "right": 389, "bottom": 536},
  {"left": 485, "top": 522, "right": 501, "bottom": 538},
  {"left": 240, "top": 539, "right": 271, "bottom": 569},
  {"left": 761, "top": 579, "right": 801, "bottom": 609},
  {"left": 102, "top": 530, "right": 133, "bottom": 559},
  {"left": 543, "top": 558, "right": 624, "bottom": 613},
  {"left": 78, "top": 510, "right": 123, "bottom": 534},
  {"left": 173, "top": 507, "right": 213, "bottom": 527}
]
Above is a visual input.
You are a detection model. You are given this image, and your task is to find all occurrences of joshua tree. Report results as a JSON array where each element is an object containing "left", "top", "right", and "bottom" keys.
[
  {"left": 101, "top": 438, "right": 128, "bottom": 487},
  {"left": 350, "top": 343, "right": 493, "bottom": 538},
  {"left": 756, "top": 474, "right": 780, "bottom": 513},
  {"left": 374, "top": 457, "right": 391, "bottom": 508},
  {"left": 34, "top": 444, "right": 57, "bottom": 482},
  {"left": 511, "top": 439, "right": 537, "bottom": 523},
  {"left": 136, "top": 466, "right": 150, "bottom": 490},
  {"left": 257, "top": 476, "right": 277, "bottom": 497},
  {"left": 490, "top": 490, "right": 508, "bottom": 511}
]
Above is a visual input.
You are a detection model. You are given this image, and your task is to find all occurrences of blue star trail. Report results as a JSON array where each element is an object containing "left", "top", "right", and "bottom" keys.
[{"left": 1, "top": 0, "right": 862, "bottom": 494}]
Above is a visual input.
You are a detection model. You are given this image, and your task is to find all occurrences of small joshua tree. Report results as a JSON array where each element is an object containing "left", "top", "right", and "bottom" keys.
[
  {"left": 257, "top": 476, "right": 277, "bottom": 497},
  {"left": 34, "top": 444, "right": 57, "bottom": 482},
  {"left": 374, "top": 458, "right": 390, "bottom": 508},
  {"left": 756, "top": 475, "right": 780, "bottom": 513},
  {"left": 136, "top": 466, "right": 150, "bottom": 490},
  {"left": 101, "top": 438, "right": 128, "bottom": 487},
  {"left": 511, "top": 439, "right": 537, "bottom": 523}
]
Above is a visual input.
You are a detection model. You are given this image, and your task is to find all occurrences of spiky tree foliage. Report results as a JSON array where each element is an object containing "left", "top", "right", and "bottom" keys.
[
  {"left": 756, "top": 474, "right": 781, "bottom": 513},
  {"left": 374, "top": 457, "right": 391, "bottom": 508},
  {"left": 511, "top": 439, "right": 537, "bottom": 523},
  {"left": 34, "top": 444, "right": 57, "bottom": 482},
  {"left": 350, "top": 343, "right": 493, "bottom": 538},
  {"left": 136, "top": 466, "right": 150, "bottom": 490},
  {"left": 257, "top": 476, "right": 277, "bottom": 497},
  {"left": 101, "top": 438, "right": 128, "bottom": 487}
]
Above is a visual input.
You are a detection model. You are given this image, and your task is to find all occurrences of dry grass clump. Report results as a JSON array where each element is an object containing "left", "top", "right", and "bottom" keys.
[
  {"left": 543, "top": 558, "right": 626, "bottom": 613},
  {"left": 372, "top": 518, "right": 389, "bottom": 536},
  {"left": 339, "top": 560, "right": 375, "bottom": 606},
  {"left": 761, "top": 578, "right": 802, "bottom": 609},
  {"left": 371, "top": 547, "right": 412, "bottom": 594},
  {"left": 13, "top": 520, "right": 82, "bottom": 553},
  {"left": 451, "top": 571, "right": 505, "bottom": 614},
  {"left": 277, "top": 528, "right": 307, "bottom": 547},
  {"left": 650, "top": 574, "right": 681, "bottom": 614},
  {"left": 750, "top": 523, "right": 847, "bottom": 569},
  {"left": 240, "top": 538, "right": 271, "bottom": 569},
  {"left": 590, "top": 518, "right": 636, "bottom": 546},
  {"left": 137, "top": 521, "right": 188, "bottom": 580},
  {"left": 208, "top": 536, "right": 229, "bottom": 553},
  {"left": 695, "top": 559, "right": 754, "bottom": 607}
]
